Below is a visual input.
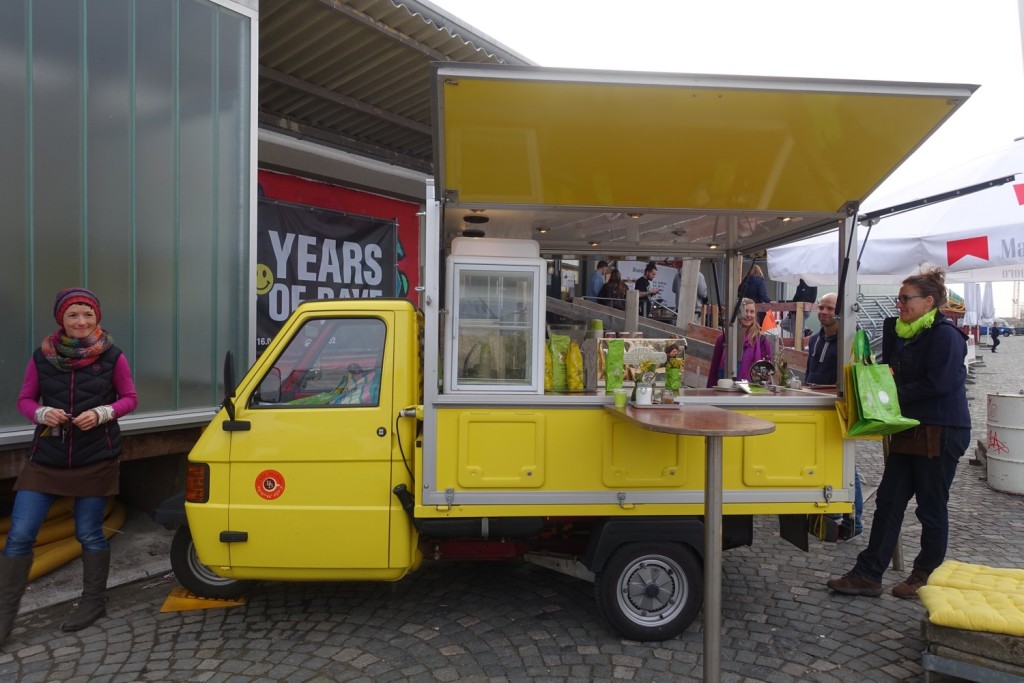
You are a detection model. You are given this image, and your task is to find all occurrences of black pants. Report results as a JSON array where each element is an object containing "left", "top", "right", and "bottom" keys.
[{"left": 992, "top": 334, "right": 1000, "bottom": 352}]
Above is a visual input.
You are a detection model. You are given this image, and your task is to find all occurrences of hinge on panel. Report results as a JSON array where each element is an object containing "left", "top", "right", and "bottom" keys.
[
  {"left": 444, "top": 189, "right": 459, "bottom": 203},
  {"left": 617, "top": 492, "right": 634, "bottom": 510}
]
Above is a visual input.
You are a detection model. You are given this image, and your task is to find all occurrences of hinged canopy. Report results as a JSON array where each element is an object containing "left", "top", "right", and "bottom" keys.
[{"left": 433, "top": 64, "right": 976, "bottom": 255}]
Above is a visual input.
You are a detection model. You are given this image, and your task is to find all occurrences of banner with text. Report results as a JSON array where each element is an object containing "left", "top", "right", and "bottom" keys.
[{"left": 257, "top": 199, "right": 397, "bottom": 354}]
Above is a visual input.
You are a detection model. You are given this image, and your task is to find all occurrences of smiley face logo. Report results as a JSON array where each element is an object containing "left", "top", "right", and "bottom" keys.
[{"left": 256, "top": 263, "right": 274, "bottom": 295}]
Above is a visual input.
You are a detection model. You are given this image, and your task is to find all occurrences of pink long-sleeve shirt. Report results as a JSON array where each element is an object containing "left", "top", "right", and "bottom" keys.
[{"left": 18, "top": 354, "right": 139, "bottom": 423}]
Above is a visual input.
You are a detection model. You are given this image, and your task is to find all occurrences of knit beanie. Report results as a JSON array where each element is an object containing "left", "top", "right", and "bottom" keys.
[{"left": 54, "top": 287, "right": 102, "bottom": 324}]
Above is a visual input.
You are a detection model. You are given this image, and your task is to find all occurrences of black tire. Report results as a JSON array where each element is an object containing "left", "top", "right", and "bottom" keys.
[
  {"left": 594, "top": 542, "right": 702, "bottom": 641},
  {"left": 170, "top": 525, "right": 252, "bottom": 599}
]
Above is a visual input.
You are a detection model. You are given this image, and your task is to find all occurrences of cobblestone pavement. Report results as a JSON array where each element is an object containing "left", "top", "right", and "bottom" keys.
[{"left": 2, "top": 338, "right": 1022, "bottom": 683}]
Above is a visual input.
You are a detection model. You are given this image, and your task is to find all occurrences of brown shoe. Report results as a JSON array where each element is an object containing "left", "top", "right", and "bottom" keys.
[
  {"left": 891, "top": 569, "right": 930, "bottom": 600},
  {"left": 827, "top": 571, "right": 883, "bottom": 597}
]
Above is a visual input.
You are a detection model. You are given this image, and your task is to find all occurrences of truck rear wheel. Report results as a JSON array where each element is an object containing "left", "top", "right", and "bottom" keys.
[
  {"left": 595, "top": 542, "right": 702, "bottom": 641},
  {"left": 170, "top": 525, "right": 252, "bottom": 599}
]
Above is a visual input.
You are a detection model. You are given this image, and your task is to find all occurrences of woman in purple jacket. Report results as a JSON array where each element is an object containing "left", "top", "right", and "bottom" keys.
[
  {"left": 706, "top": 298, "right": 773, "bottom": 386},
  {"left": 828, "top": 268, "right": 970, "bottom": 600},
  {"left": 0, "top": 288, "right": 138, "bottom": 644}
]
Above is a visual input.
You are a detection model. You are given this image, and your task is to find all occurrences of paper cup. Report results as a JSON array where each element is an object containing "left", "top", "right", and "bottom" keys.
[{"left": 614, "top": 389, "right": 628, "bottom": 407}]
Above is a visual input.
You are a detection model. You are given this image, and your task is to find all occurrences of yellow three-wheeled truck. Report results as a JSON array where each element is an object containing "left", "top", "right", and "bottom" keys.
[{"left": 160, "top": 64, "right": 973, "bottom": 641}]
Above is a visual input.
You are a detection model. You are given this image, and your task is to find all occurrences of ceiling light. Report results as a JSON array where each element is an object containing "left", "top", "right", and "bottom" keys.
[
  {"left": 708, "top": 242, "right": 719, "bottom": 250},
  {"left": 628, "top": 212, "right": 642, "bottom": 219},
  {"left": 780, "top": 216, "right": 792, "bottom": 223},
  {"left": 588, "top": 241, "right": 600, "bottom": 247},
  {"left": 535, "top": 227, "right": 549, "bottom": 234}
]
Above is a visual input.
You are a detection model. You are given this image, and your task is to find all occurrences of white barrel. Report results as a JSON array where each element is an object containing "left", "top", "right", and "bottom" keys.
[{"left": 986, "top": 392, "right": 1024, "bottom": 495}]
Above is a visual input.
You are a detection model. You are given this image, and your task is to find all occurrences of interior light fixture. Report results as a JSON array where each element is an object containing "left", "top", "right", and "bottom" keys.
[
  {"left": 535, "top": 226, "right": 549, "bottom": 234},
  {"left": 708, "top": 242, "right": 719, "bottom": 250},
  {"left": 588, "top": 241, "right": 600, "bottom": 247},
  {"left": 628, "top": 212, "right": 642, "bottom": 219},
  {"left": 780, "top": 216, "right": 792, "bottom": 223}
]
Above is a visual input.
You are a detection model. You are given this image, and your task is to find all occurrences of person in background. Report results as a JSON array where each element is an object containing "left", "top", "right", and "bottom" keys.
[
  {"left": 598, "top": 268, "right": 628, "bottom": 310},
  {"left": 635, "top": 262, "right": 660, "bottom": 317},
  {"left": 804, "top": 292, "right": 863, "bottom": 538},
  {"left": 589, "top": 260, "right": 609, "bottom": 300},
  {"left": 670, "top": 268, "right": 708, "bottom": 323},
  {"left": 828, "top": 268, "right": 970, "bottom": 599},
  {"left": 737, "top": 264, "right": 771, "bottom": 304},
  {"left": 990, "top": 324, "right": 1000, "bottom": 353},
  {"left": 706, "top": 298, "right": 772, "bottom": 387},
  {"left": 738, "top": 264, "right": 772, "bottom": 325},
  {"left": 0, "top": 288, "right": 138, "bottom": 644}
]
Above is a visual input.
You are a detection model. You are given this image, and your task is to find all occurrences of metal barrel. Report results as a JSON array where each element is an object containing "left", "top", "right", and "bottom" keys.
[{"left": 987, "top": 391, "right": 1024, "bottom": 495}]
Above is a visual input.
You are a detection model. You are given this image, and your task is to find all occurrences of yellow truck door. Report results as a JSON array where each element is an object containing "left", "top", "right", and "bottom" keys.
[{"left": 224, "top": 312, "right": 397, "bottom": 573}]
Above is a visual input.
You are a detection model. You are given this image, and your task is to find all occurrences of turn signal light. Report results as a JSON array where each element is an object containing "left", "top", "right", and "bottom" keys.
[{"left": 185, "top": 462, "right": 210, "bottom": 504}]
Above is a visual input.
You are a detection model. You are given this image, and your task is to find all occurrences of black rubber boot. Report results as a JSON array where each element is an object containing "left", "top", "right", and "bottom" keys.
[
  {"left": 62, "top": 548, "right": 110, "bottom": 632},
  {"left": 0, "top": 554, "right": 33, "bottom": 645}
]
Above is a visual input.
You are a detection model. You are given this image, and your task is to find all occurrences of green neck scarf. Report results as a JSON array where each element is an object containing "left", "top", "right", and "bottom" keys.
[{"left": 895, "top": 307, "right": 938, "bottom": 339}]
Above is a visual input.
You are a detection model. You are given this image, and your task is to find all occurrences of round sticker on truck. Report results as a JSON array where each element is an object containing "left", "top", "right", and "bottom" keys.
[{"left": 255, "top": 469, "right": 285, "bottom": 500}]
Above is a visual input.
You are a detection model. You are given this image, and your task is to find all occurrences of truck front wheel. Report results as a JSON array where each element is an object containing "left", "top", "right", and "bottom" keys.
[
  {"left": 170, "top": 525, "right": 253, "bottom": 599},
  {"left": 595, "top": 542, "right": 702, "bottom": 641}
]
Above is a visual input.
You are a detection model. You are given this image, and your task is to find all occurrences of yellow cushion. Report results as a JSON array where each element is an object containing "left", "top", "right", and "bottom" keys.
[
  {"left": 919, "top": 561, "right": 1024, "bottom": 637},
  {"left": 929, "top": 560, "right": 1024, "bottom": 593},
  {"left": 919, "top": 586, "right": 1024, "bottom": 637}
]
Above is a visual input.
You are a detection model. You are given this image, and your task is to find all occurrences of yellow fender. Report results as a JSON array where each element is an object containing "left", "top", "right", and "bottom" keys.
[{"left": 27, "top": 501, "right": 125, "bottom": 581}]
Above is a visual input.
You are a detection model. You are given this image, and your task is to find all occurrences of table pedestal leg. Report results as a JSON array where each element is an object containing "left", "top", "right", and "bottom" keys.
[{"left": 704, "top": 435, "right": 723, "bottom": 682}]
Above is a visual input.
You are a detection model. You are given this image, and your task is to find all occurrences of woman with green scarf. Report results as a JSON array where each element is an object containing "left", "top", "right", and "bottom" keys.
[{"left": 827, "top": 268, "right": 970, "bottom": 600}]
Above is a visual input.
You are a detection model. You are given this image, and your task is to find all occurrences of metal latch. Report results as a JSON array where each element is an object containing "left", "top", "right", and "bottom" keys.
[
  {"left": 617, "top": 492, "right": 634, "bottom": 510},
  {"left": 815, "top": 484, "right": 834, "bottom": 508},
  {"left": 436, "top": 487, "right": 456, "bottom": 511}
]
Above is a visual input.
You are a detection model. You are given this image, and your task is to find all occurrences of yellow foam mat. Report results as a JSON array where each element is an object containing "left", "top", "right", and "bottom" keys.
[
  {"left": 160, "top": 586, "right": 248, "bottom": 613},
  {"left": 919, "top": 560, "right": 1024, "bottom": 637}
]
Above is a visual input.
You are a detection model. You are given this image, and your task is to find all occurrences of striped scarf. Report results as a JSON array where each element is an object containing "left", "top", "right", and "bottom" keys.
[{"left": 41, "top": 327, "right": 113, "bottom": 372}]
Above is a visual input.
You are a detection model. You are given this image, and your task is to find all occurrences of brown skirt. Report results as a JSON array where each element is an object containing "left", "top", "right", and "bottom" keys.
[{"left": 14, "top": 457, "right": 120, "bottom": 497}]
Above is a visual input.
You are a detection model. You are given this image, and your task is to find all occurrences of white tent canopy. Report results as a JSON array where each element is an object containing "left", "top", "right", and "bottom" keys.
[{"left": 768, "top": 138, "right": 1024, "bottom": 285}]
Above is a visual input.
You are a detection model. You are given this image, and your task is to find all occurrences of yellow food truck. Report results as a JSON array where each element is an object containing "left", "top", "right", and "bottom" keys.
[{"left": 165, "top": 64, "right": 974, "bottom": 642}]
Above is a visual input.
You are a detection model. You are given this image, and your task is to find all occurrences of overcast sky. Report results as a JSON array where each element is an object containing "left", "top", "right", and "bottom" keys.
[{"left": 429, "top": 0, "right": 1024, "bottom": 316}]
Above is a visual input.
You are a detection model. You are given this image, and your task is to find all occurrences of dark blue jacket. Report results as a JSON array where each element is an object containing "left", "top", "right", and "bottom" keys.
[
  {"left": 31, "top": 346, "right": 124, "bottom": 468},
  {"left": 804, "top": 329, "right": 837, "bottom": 385},
  {"left": 881, "top": 314, "right": 970, "bottom": 428},
  {"left": 738, "top": 275, "right": 770, "bottom": 303}
]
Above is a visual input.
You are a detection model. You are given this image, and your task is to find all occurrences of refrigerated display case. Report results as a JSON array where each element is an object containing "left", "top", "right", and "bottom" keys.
[{"left": 444, "top": 237, "right": 546, "bottom": 393}]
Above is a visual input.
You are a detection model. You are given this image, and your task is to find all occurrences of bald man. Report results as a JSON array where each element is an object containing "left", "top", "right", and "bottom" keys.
[{"left": 805, "top": 292, "right": 838, "bottom": 385}]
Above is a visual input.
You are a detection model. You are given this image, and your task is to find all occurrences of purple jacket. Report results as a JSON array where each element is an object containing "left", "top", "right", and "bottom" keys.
[{"left": 707, "top": 333, "right": 773, "bottom": 387}]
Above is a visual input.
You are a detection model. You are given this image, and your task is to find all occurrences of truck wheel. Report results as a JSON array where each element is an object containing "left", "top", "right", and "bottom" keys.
[
  {"left": 595, "top": 542, "right": 702, "bottom": 641},
  {"left": 170, "top": 525, "right": 252, "bottom": 599}
]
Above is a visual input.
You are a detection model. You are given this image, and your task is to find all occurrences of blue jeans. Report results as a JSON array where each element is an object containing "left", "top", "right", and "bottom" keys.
[
  {"left": 2, "top": 491, "right": 109, "bottom": 557},
  {"left": 853, "top": 426, "right": 970, "bottom": 581}
]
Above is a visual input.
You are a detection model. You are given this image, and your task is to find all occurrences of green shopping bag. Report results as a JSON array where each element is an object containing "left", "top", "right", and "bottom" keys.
[{"left": 843, "top": 330, "right": 918, "bottom": 437}]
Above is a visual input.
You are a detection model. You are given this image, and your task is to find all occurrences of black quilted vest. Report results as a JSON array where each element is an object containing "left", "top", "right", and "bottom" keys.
[{"left": 31, "top": 346, "right": 123, "bottom": 468}]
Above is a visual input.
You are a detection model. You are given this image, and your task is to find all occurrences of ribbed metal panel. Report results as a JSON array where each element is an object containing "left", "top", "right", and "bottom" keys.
[{"left": 259, "top": 0, "right": 528, "bottom": 170}]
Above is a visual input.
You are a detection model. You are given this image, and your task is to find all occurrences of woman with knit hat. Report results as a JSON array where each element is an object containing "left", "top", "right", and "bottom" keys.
[{"left": 0, "top": 288, "right": 137, "bottom": 643}]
